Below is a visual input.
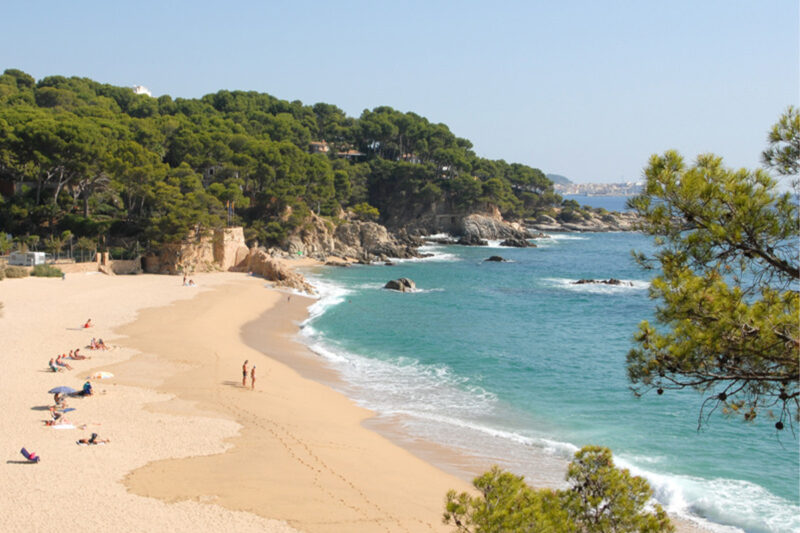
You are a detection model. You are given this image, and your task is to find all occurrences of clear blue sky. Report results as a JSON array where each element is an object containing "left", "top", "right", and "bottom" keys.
[{"left": 2, "top": 1, "right": 797, "bottom": 183}]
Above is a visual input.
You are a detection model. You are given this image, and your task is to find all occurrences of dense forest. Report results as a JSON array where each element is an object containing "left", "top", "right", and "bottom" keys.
[{"left": 0, "top": 68, "right": 564, "bottom": 257}]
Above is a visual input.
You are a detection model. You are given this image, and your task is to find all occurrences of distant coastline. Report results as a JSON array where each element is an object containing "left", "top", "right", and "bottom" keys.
[{"left": 555, "top": 182, "right": 642, "bottom": 197}]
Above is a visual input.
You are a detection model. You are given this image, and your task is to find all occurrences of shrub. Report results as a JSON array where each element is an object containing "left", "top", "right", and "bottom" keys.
[
  {"left": 351, "top": 202, "right": 380, "bottom": 222},
  {"left": 31, "top": 264, "right": 63, "bottom": 277},
  {"left": 556, "top": 208, "right": 583, "bottom": 223},
  {"left": 444, "top": 445, "right": 673, "bottom": 533},
  {"left": 0, "top": 269, "right": 5, "bottom": 281},
  {"left": 4, "top": 266, "right": 29, "bottom": 278}
]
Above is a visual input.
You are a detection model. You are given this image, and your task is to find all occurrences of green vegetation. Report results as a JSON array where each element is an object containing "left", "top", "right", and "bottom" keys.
[
  {"left": 0, "top": 69, "right": 572, "bottom": 254},
  {"left": 444, "top": 445, "right": 673, "bottom": 533},
  {"left": 31, "top": 263, "right": 62, "bottom": 277},
  {"left": 627, "top": 107, "right": 799, "bottom": 429},
  {"left": 3, "top": 265, "right": 28, "bottom": 278}
]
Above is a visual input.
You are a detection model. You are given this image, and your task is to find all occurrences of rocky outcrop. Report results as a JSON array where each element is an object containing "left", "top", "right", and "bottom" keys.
[
  {"left": 245, "top": 249, "right": 315, "bottom": 293},
  {"left": 461, "top": 213, "right": 531, "bottom": 241},
  {"left": 456, "top": 235, "right": 488, "bottom": 246},
  {"left": 485, "top": 256, "right": 506, "bottom": 262},
  {"left": 214, "top": 227, "right": 250, "bottom": 271},
  {"left": 573, "top": 278, "right": 633, "bottom": 286},
  {"left": 500, "top": 238, "right": 534, "bottom": 248},
  {"left": 528, "top": 210, "right": 639, "bottom": 232},
  {"left": 285, "top": 214, "right": 422, "bottom": 263},
  {"left": 384, "top": 278, "right": 416, "bottom": 292}
]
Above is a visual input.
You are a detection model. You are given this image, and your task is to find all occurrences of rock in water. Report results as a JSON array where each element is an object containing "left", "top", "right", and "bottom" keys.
[
  {"left": 485, "top": 256, "right": 506, "bottom": 262},
  {"left": 499, "top": 238, "right": 534, "bottom": 248},
  {"left": 384, "top": 278, "right": 416, "bottom": 292},
  {"left": 572, "top": 278, "right": 632, "bottom": 286}
]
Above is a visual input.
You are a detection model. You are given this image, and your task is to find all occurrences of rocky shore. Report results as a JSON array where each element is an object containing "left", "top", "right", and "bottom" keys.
[
  {"left": 135, "top": 207, "right": 639, "bottom": 294},
  {"left": 526, "top": 210, "right": 639, "bottom": 232}
]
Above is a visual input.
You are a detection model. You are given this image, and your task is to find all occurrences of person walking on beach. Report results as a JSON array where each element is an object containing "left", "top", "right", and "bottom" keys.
[
  {"left": 242, "top": 360, "right": 248, "bottom": 387},
  {"left": 250, "top": 365, "right": 256, "bottom": 390}
]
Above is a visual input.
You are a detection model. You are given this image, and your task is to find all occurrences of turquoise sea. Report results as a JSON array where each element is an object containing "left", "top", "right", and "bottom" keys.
[{"left": 299, "top": 231, "right": 799, "bottom": 533}]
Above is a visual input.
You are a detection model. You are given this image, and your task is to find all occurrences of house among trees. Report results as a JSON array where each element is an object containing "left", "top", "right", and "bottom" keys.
[
  {"left": 336, "top": 149, "right": 366, "bottom": 161},
  {"left": 398, "top": 153, "right": 422, "bottom": 164},
  {"left": 309, "top": 141, "right": 330, "bottom": 154}
]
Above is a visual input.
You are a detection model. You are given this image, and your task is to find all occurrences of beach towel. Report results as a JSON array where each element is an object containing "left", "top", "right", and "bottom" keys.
[
  {"left": 20, "top": 447, "right": 40, "bottom": 463},
  {"left": 52, "top": 424, "right": 76, "bottom": 430}
]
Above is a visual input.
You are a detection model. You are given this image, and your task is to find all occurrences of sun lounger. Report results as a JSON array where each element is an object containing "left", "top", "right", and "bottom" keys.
[{"left": 20, "top": 447, "right": 40, "bottom": 463}]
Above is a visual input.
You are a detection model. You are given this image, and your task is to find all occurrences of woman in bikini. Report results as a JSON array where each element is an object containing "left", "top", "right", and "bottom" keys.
[{"left": 242, "top": 360, "right": 248, "bottom": 387}]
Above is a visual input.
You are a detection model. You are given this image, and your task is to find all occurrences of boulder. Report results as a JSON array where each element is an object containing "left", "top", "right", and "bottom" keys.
[
  {"left": 499, "top": 238, "right": 534, "bottom": 248},
  {"left": 485, "top": 256, "right": 506, "bottom": 262},
  {"left": 384, "top": 278, "right": 416, "bottom": 292},
  {"left": 456, "top": 235, "right": 489, "bottom": 246}
]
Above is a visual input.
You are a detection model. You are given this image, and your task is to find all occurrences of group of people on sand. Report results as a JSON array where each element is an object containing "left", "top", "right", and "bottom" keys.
[
  {"left": 242, "top": 360, "right": 256, "bottom": 390},
  {"left": 89, "top": 338, "right": 108, "bottom": 350},
  {"left": 24, "top": 320, "right": 112, "bottom": 461},
  {"left": 49, "top": 349, "right": 91, "bottom": 372},
  {"left": 182, "top": 274, "right": 196, "bottom": 287}
]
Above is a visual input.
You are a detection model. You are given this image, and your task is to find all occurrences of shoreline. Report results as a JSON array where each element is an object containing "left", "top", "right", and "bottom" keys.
[{"left": 114, "top": 273, "right": 470, "bottom": 532}]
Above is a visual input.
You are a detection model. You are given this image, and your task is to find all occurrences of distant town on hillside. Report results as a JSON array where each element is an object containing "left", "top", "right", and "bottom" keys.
[{"left": 546, "top": 173, "right": 642, "bottom": 196}]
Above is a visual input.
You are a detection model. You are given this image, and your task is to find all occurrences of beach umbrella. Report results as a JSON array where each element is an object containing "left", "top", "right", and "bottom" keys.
[
  {"left": 48, "top": 386, "right": 76, "bottom": 394},
  {"left": 87, "top": 371, "right": 113, "bottom": 380}
]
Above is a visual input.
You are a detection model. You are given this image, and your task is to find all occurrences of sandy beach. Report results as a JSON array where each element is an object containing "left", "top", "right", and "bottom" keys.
[
  {"left": 0, "top": 270, "right": 469, "bottom": 533},
  {"left": 0, "top": 269, "right": 710, "bottom": 533}
]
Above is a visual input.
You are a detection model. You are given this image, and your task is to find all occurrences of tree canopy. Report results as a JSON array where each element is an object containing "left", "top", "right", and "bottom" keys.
[
  {"left": 0, "top": 69, "right": 568, "bottom": 254},
  {"left": 627, "top": 108, "right": 799, "bottom": 430}
]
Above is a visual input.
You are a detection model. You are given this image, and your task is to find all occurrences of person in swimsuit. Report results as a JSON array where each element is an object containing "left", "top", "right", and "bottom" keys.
[
  {"left": 242, "top": 360, "right": 248, "bottom": 387},
  {"left": 77, "top": 432, "right": 109, "bottom": 445},
  {"left": 250, "top": 365, "right": 256, "bottom": 390}
]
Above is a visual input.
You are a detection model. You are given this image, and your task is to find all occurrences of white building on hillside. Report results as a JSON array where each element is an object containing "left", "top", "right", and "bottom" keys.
[{"left": 132, "top": 85, "right": 152, "bottom": 97}]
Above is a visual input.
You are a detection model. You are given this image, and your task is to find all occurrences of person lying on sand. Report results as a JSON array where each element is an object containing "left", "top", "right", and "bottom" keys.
[
  {"left": 55, "top": 355, "right": 72, "bottom": 370},
  {"left": 97, "top": 338, "right": 108, "bottom": 350},
  {"left": 77, "top": 433, "right": 109, "bottom": 445}
]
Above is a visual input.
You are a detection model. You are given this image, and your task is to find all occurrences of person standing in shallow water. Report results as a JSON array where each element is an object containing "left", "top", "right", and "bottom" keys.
[
  {"left": 242, "top": 360, "right": 248, "bottom": 387},
  {"left": 250, "top": 365, "right": 256, "bottom": 390}
]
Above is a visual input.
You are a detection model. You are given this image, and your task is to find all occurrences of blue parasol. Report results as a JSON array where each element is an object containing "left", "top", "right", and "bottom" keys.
[{"left": 48, "top": 386, "right": 76, "bottom": 394}]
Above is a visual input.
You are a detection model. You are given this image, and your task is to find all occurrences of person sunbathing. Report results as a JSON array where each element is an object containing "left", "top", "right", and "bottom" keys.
[
  {"left": 83, "top": 318, "right": 93, "bottom": 328},
  {"left": 55, "top": 355, "right": 73, "bottom": 370},
  {"left": 49, "top": 358, "right": 63, "bottom": 372},
  {"left": 97, "top": 338, "right": 108, "bottom": 350},
  {"left": 46, "top": 406, "right": 67, "bottom": 426},
  {"left": 69, "top": 348, "right": 89, "bottom": 360},
  {"left": 77, "top": 433, "right": 109, "bottom": 445}
]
